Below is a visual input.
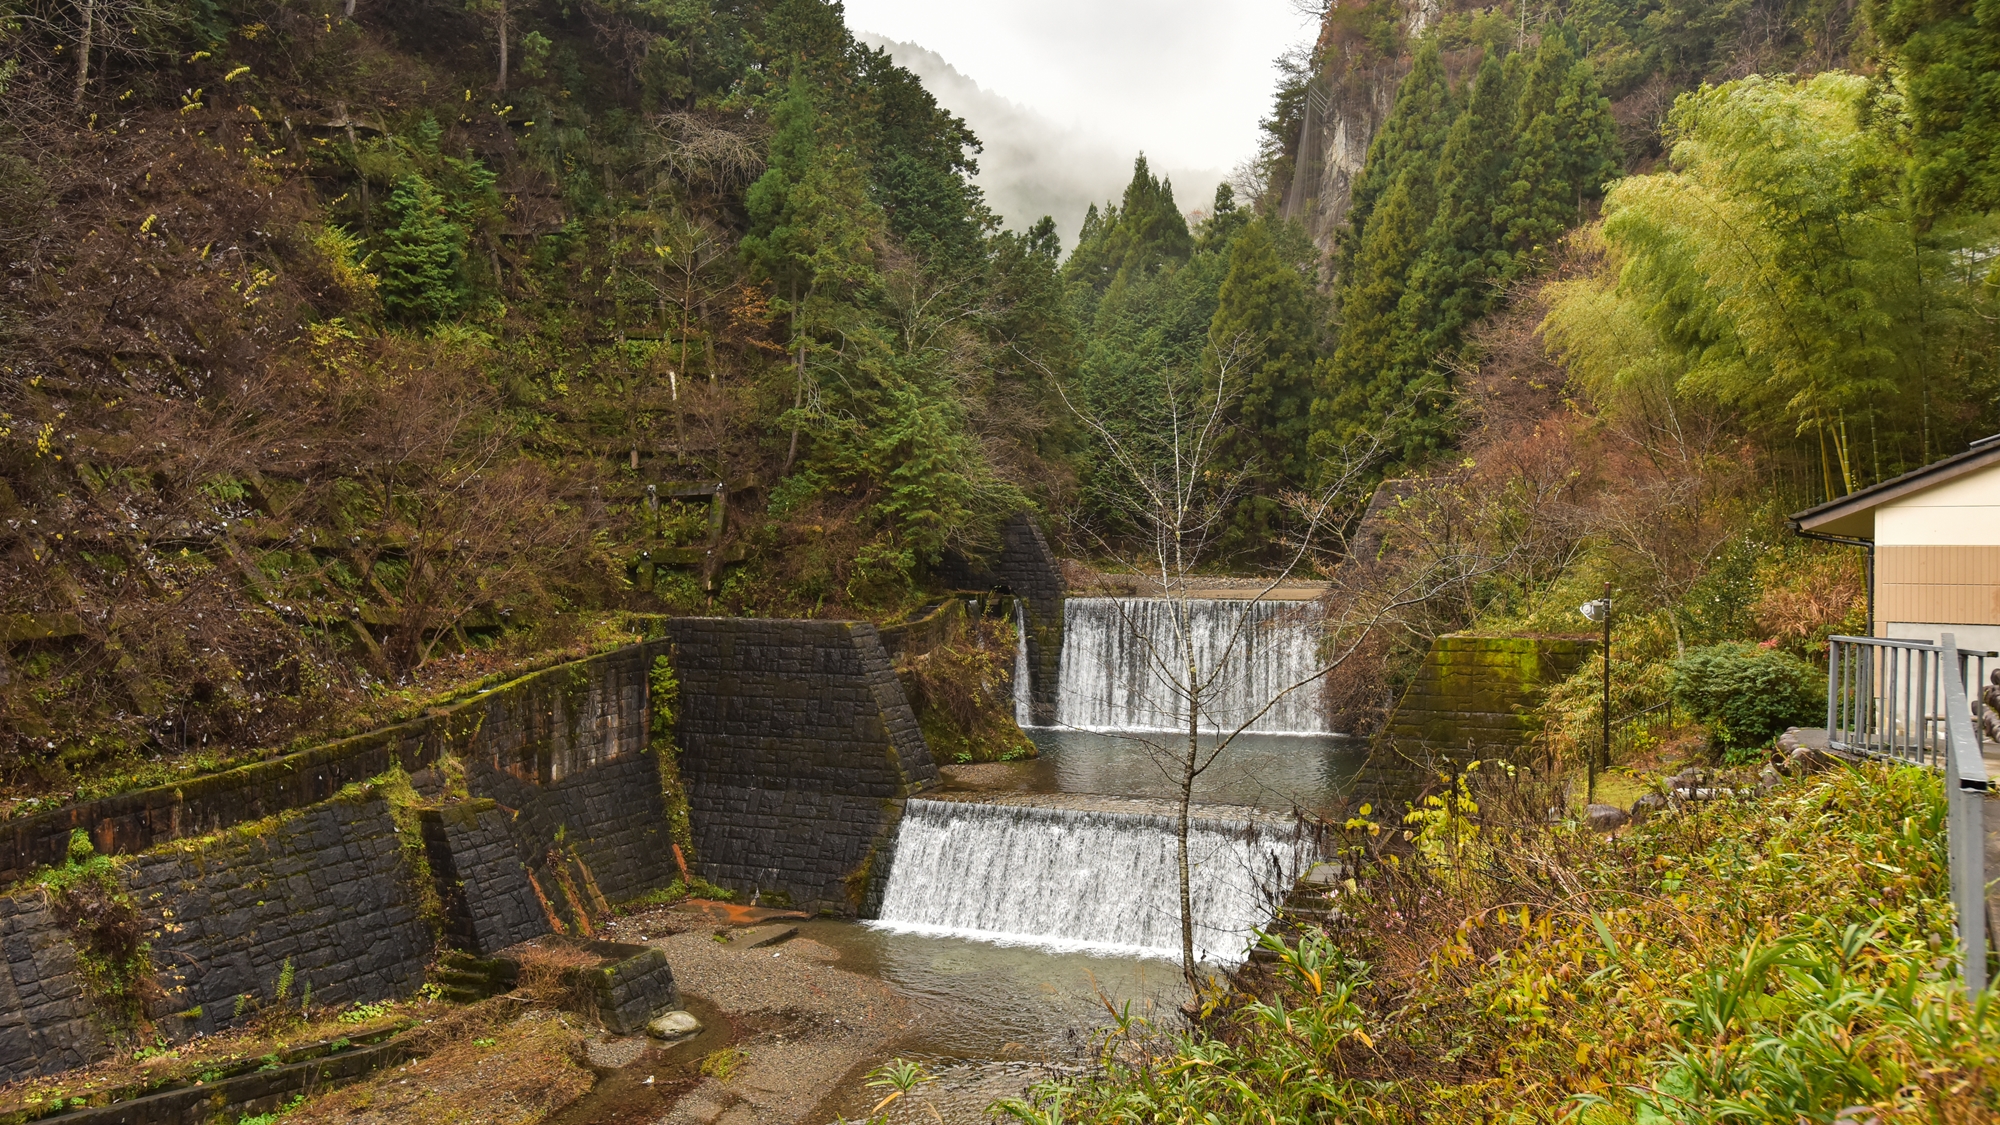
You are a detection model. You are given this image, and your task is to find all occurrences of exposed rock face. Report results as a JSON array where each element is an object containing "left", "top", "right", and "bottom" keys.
[{"left": 1281, "top": 0, "right": 1437, "bottom": 264}]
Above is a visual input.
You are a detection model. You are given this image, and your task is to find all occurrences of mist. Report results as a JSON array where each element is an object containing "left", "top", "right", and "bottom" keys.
[{"left": 858, "top": 33, "right": 1227, "bottom": 254}]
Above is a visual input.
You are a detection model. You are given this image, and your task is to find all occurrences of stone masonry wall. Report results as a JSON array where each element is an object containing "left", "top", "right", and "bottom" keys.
[
  {"left": 419, "top": 801, "right": 547, "bottom": 957},
  {"left": 0, "top": 641, "right": 669, "bottom": 884},
  {"left": 1357, "top": 635, "right": 1594, "bottom": 803},
  {"left": 0, "top": 794, "right": 434, "bottom": 1083},
  {"left": 0, "top": 896, "right": 101, "bottom": 1081},
  {"left": 936, "top": 514, "right": 1066, "bottom": 723},
  {"left": 128, "top": 796, "right": 434, "bottom": 1041},
  {"left": 664, "top": 618, "right": 937, "bottom": 915}
]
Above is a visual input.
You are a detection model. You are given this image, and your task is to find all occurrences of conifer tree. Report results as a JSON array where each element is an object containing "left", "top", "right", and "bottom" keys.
[
  {"left": 1402, "top": 54, "right": 1520, "bottom": 360},
  {"left": 740, "top": 77, "right": 882, "bottom": 469},
  {"left": 1336, "top": 41, "right": 1457, "bottom": 272},
  {"left": 1498, "top": 32, "right": 1620, "bottom": 261},
  {"left": 377, "top": 174, "right": 468, "bottom": 326},
  {"left": 1065, "top": 155, "right": 1193, "bottom": 296},
  {"left": 1207, "top": 218, "right": 1319, "bottom": 550}
]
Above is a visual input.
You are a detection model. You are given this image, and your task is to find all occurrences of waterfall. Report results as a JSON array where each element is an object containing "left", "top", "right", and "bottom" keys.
[
  {"left": 872, "top": 798, "right": 1313, "bottom": 965},
  {"left": 1013, "top": 598, "right": 1035, "bottom": 728},
  {"left": 1057, "top": 598, "right": 1329, "bottom": 735}
]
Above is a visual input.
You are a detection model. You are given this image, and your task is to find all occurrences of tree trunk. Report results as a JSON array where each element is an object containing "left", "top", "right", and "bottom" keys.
[
  {"left": 344, "top": 0, "right": 357, "bottom": 17},
  {"left": 495, "top": 0, "right": 510, "bottom": 92},
  {"left": 73, "top": 0, "right": 95, "bottom": 110},
  {"left": 784, "top": 280, "right": 803, "bottom": 472}
]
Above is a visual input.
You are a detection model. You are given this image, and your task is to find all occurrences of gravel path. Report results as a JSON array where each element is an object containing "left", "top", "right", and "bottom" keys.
[{"left": 596, "top": 910, "right": 918, "bottom": 1125}]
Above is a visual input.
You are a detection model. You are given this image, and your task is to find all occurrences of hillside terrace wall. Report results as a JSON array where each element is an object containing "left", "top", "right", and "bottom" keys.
[
  {"left": 0, "top": 642, "right": 670, "bottom": 885},
  {"left": 936, "top": 514, "right": 1066, "bottom": 723},
  {"left": 0, "top": 624, "right": 941, "bottom": 1084},
  {"left": 1358, "top": 635, "right": 1594, "bottom": 803},
  {"left": 664, "top": 618, "right": 938, "bottom": 915}
]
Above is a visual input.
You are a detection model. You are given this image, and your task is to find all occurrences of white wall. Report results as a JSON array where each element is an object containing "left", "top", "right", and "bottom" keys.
[{"left": 1876, "top": 466, "right": 2000, "bottom": 546}]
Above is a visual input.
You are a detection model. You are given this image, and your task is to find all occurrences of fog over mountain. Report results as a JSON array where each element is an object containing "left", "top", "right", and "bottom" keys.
[{"left": 855, "top": 33, "right": 1226, "bottom": 253}]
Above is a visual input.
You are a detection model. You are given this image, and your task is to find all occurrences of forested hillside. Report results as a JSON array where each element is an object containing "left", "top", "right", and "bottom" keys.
[
  {"left": 2, "top": 0, "right": 1997, "bottom": 810},
  {"left": 0, "top": 0, "right": 1078, "bottom": 792}
]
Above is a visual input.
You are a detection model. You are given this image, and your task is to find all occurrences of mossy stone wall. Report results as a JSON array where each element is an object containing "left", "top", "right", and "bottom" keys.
[
  {"left": 664, "top": 618, "right": 938, "bottom": 915},
  {"left": 1359, "top": 635, "right": 1595, "bottom": 801},
  {"left": 0, "top": 642, "right": 671, "bottom": 884}
]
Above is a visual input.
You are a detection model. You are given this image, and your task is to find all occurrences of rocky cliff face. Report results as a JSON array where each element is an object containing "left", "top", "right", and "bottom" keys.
[{"left": 1279, "top": 0, "right": 1434, "bottom": 264}]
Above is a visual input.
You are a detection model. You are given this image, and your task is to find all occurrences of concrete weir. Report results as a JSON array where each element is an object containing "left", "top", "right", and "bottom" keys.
[{"left": 868, "top": 793, "right": 1320, "bottom": 966}]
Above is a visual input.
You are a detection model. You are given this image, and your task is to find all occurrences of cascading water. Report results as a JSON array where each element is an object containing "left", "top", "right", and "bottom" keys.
[
  {"left": 1013, "top": 597, "right": 1035, "bottom": 729},
  {"left": 1056, "top": 598, "right": 1329, "bottom": 735},
  {"left": 872, "top": 798, "right": 1313, "bottom": 965}
]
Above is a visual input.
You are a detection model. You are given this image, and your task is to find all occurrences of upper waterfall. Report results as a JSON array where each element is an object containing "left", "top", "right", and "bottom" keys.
[{"left": 1056, "top": 598, "right": 1330, "bottom": 735}]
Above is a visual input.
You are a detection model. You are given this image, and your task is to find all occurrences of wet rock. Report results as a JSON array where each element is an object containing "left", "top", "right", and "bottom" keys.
[
  {"left": 647, "top": 1010, "right": 702, "bottom": 1041},
  {"left": 1629, "top": 792, "right": 1668, "bottom": 822},
  {"left": 1586, "top": 804, "right": 1630, "bottom": 832},
  {"left": 1669, "top": 766, "right": 1710, "bottom": 790},
  {"left": 1756, "top": 766, "right": 1782, "bottom": 795},
  {"left": 732, "top": 923, "right": 798, "bottom": 949},
  {"left": 1303, "top": 862, "right": 1345, "bottom": 887}
]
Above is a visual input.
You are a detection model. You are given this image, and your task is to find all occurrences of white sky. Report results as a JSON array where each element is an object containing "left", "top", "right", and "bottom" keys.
[{"left": 841, "top": 0, "right": 1319, "bottom": 174}]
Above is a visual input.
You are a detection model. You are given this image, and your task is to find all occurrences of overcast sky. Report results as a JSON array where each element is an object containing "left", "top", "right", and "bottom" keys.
[{"left": 842, "top": 0, "right": 1318, "bottom": 177}]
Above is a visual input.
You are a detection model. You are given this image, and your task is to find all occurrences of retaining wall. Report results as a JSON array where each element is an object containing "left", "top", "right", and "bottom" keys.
[
  {"left": 664, "top": 618, "right": 937, "bottom": 914},
  {"left": 1359, "top": 635, "right": 1594, "bottom": 802},
  {"left": 937, "top": 514, "right": 1066, "bottom": 723},
  {"left": 0, "top": 642, "right": 670, "bottom": 885}
]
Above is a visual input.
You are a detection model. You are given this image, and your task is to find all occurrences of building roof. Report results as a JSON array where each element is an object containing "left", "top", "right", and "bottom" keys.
[{"left": 1790, "top": 435, "right": 2000, "bottom": 540}]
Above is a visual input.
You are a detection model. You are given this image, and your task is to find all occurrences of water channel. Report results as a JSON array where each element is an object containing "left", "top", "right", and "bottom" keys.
[{"left": 805, "top": 597, "right": 1360, "bottom": 1120}]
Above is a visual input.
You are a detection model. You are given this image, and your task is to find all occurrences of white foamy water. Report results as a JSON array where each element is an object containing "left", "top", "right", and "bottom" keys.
[
  {"left": 1056, "top": 597, "right": 1329, "bottom": 735},
  {"left": 871, "top": 798, "right": 1313, "bottom": 965},
  {"left": 1014, "top": 597, "right": 1035, "bottom": 729}
]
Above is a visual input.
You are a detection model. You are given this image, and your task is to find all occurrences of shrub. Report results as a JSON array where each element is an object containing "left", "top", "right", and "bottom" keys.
[{"left": 1670, "top": 642, "right": 1823, "bottom": 759}]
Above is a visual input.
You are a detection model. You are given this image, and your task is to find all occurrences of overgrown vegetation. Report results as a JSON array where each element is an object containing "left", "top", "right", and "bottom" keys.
[
  {"left": 1002, "top": 764, "right": 1997, "bottom": 1124},
  {"left": 36, "top": 830, "right": 152, "bottom": 1029},
  {"left": 0, "top": 0, "right": 1062, "bottom": 794}
]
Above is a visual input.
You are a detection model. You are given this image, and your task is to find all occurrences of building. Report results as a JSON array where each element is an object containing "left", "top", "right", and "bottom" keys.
[{"left": 1791, "top": 435, "right": 2000, "bottom": 651}]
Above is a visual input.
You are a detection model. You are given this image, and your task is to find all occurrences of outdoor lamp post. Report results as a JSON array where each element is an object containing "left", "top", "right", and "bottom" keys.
[{"left": 1579, "top": 584, "right": 1612, "bottom": 802}]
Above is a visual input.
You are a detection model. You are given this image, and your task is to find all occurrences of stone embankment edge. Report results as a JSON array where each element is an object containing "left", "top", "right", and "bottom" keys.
[
  {"left": 0, "top": 643, "right": 668, "bottom": 886},
  {"left": 8, "top": 1029, "right": 413, "bottom": 1125}
]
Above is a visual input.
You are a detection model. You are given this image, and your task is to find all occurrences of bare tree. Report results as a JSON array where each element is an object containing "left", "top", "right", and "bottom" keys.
[{"left": 1059, "top": 347, "right": 1503, "bottom": 986}]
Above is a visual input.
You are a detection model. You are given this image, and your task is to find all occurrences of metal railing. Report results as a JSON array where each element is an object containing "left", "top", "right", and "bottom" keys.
[{"left": 1826, "top": 634, "right": 1992, "bottom": 996}]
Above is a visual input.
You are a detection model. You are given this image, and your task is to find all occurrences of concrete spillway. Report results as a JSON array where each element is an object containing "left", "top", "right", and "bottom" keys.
[
  {"left": 1055, "top": 597, "right": 1330, "bottom": 735},
  {"left": 869, "top": 795, "right": 1314, "bottom": 965}
]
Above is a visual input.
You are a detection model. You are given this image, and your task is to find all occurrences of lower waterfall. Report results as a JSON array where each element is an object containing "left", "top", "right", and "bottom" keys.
[
  {"left": 1057, "top": 597, "right": 1329, "bottom": 734},
  {"left": 871, "top": 798, "right": 1315, "bottom": 965},
  {"left": 1013, "top": 598, "right": 1035, "bottom": 728}
]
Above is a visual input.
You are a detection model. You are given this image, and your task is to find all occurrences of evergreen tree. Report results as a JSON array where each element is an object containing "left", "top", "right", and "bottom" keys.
[
  {"left": 858, "top": 46, "right": 989, "bottom": 269},
  {"left": 1207, "top": 217, "right": 1320, "bottom": 552},
  {"left": 1865, "top": 0, "right": 2000, "bottom": 219},
  {"left": 1065, "top": 155, "right": 1194, "bottom": 297},
  {"left": 1499, "top": 32, "right": 1621, "bottom": 261},
  {"left": 376, "top": 174, "right": 468, "bottom": 326},
  {"left": 1402, "top": 53, "right": 1520, "bottom": 362},
  {"left": 739, "top": 77, "right": 883, "bottom": 469},
  {"left": 1336, "top": 40, "right": 1457, "bottom": 272}
]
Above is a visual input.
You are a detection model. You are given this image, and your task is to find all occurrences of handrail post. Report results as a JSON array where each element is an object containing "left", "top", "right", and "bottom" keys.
[{"left": 1939, "top": 634, "right": 1991, "bottom": 997}]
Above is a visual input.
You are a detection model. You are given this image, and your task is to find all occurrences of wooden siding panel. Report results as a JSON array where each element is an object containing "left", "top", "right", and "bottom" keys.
[{"left": 1877, "top": 545, "right": 2000, "bottom": 627}]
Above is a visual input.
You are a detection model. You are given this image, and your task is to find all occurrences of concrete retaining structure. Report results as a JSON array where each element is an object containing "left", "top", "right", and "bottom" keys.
[
  {"left": 937, "top": 514, "right": 1066, "bottom": 723},
  {"left": 0, "top": 642, "right": 670, "bottom": 886},
  {"left": 0, "top": 618, "right": 939, "bottom": 1087},
  {"left": 1360, "top": 634, "right": 1594, "bottom": 801},
  {"left": 664, "top": 618, "right": 937, "bottom": 914}
]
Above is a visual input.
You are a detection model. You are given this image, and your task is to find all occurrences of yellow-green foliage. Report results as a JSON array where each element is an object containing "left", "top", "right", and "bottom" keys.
[
  {"left": 1003, "top": 765, "right": 1995, "bottom": 1124},
  {"left": 367, "top": 768, "right": 447, "bottom": 945},
  {"left": 648, "top": 655, "right": 695, "bottom": 860}
]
